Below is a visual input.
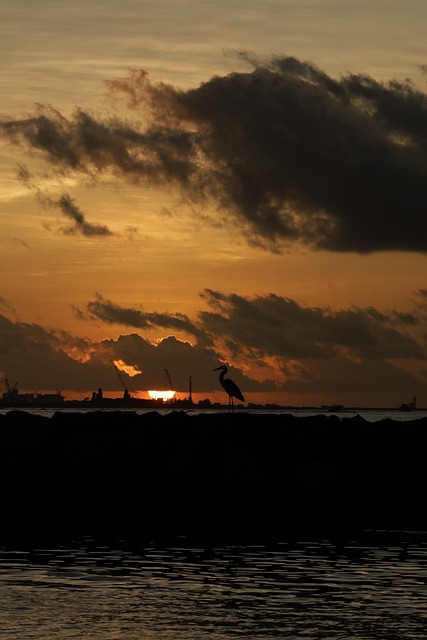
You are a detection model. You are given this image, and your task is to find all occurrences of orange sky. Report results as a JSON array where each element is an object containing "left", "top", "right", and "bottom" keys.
[{"left": 1, "top": 0, "right": 427, "bottom": 407}]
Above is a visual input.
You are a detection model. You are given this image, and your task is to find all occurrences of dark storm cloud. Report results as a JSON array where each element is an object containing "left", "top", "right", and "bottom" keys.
[{"left": 4, "top": 56, "right": 427, "bottom": 252}]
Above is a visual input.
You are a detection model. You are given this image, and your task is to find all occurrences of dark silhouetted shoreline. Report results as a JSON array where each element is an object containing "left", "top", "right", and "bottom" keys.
[{"left": 2, "top": 410, "right": 427, "bottom": 544}]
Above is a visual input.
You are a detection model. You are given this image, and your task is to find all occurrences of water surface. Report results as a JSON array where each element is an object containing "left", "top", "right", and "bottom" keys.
[{"left": 2, "top": 531, "right": 427, "bottom": 639}]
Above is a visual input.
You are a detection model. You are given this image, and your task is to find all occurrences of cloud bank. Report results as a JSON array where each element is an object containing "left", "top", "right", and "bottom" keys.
[
  {"left": 73, "top": 288, "right": 427, "bottom": 397},
  {"left": 3, "top": 56, "right": 427, "bottom": 252},
  {"left": 2, "top": 289, "right": 423, "bottom": 400}
]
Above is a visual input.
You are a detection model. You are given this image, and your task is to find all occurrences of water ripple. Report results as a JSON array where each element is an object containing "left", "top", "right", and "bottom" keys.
[{"left": 2, "top": 532, "right": 427, "bottom": 639}]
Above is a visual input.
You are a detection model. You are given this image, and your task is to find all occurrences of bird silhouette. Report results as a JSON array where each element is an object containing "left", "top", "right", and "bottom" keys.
[{"left": 213, "top": 364, "right": 244, "bottom": 411}]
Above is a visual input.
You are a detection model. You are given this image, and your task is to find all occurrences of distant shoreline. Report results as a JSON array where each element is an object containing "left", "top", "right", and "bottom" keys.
[{"left": 0, "top": 401, "right": 425, "bottom": 411}]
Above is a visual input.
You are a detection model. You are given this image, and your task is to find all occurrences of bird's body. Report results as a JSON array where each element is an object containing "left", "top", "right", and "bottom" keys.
[{"left": 213, "top": 364, "right": 244, "bottom": 411}]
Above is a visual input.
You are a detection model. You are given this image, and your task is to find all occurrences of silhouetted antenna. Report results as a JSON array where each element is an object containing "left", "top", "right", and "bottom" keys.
[
  {"left": 164, "top": 368, "right": 174, "bottom": 390},
  {"left": 110, "top": 360, "right": 131, "bottom": 400},
  {"left": 5, "top": 378, "right": 18, "bottom": 393}
]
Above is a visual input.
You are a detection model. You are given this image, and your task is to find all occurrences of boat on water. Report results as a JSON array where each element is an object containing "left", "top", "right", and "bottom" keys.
[{"left": 400, "top": 396, "right": 416, "bottom": 411}]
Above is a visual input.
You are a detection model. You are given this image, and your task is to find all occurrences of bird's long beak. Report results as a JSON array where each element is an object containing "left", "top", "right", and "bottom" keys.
[{"left": 212, "top": 366, "right": 220, "bottom": 371}]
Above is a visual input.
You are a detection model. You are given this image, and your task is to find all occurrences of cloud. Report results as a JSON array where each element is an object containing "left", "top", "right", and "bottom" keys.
[
  {"left": 17, "top": 164, "right": 115, "bottom": 237},
  {"left": 0, "top": 313, "right": 100, "bottom": 391},
  {"left": 3, "top": 56, "right": 427, "bottom": 252},
  {"left": 75, "top": 292, "right": 206, "bottom": 341},
  {"left": 76, "top": 289, "right": 427, "bottom": 365},
  {"left": 70, "top": 289, "right": 427, "bottom": 397},
  {"left": 280, "top": 356, "right": 422, "bottom": 395},
  {"left": 196, "top": 289, "right": 427, "bottom": 395},
  {"left": 95, "top": 333, "right": 252, "bottom": 393},
  {"left": 55, "top": 194, "right": 114, "bottom": 236},
  {"left": 416, "top": 288, "right": 427, "bottom": 301},
  {"left": 0, "top": 296, "right": 15, "bottom": 314},
  {"left": 2, "top": 283, "right": 427, "bottom": 398},
  {"left": 10, "top": 237, "right": 31, "bottom": 248},
  {"left": 0, "top": 312, "right": 257, "bottom": 395},
  {"left": 198, "top": 289, "right": 426, "bottom": 361}
]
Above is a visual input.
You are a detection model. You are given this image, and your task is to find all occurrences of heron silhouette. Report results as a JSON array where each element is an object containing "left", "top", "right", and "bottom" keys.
[{"left": 213, "top": 364, "right": 244, "bottom": 412}]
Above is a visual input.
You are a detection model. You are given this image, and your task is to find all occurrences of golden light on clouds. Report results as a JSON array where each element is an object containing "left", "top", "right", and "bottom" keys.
[
  {"left": 2, "top": 1, "right": 427, "bottom": 406},
  {"left": 112, "top": 359, "right": 141, "bottom": 377}
]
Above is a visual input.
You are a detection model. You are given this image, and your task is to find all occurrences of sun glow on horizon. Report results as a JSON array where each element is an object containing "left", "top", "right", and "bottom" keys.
[{"left": 147, "top": 389, "right": 176, "bottom": 401}]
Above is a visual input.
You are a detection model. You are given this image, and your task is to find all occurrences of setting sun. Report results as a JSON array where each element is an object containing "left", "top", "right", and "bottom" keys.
[{"left": 147, "top": 390, "right": 176, "bottom": 402}]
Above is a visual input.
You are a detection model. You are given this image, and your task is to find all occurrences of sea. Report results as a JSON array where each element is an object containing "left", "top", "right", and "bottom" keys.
[
  {"left": 2, "top": 531, "right": 427, "bottom": 639},
  {"left": 2, "top": 407, "right": 427, "bottom": 639}
]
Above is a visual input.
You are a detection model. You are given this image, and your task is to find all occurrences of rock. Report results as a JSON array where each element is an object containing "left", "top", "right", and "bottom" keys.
[{"left": 1, "top": 410, "right": 427, "bottom": 543}]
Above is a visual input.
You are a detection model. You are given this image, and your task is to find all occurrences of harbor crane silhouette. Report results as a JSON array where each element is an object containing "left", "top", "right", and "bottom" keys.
[{"left": 213, "top": 364, "right": 244, "bottom": 412}]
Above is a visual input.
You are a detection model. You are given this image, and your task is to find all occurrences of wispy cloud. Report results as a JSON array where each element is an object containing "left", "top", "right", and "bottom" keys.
[
  {"left": 56, "top": 194, "right": 114, "bottom": 236},
  {"left": 10, "top": 237, "right": 31, "bottom": 248},
  {"left": 0, "top": 296, "right": 15, "bottom": 315},
  {"left": 17, "top": 164, "right": 115, "bottom": 237}
]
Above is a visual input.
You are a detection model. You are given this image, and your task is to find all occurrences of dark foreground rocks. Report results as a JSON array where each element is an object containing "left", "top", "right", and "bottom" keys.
[{"left": 2, "top": 410, "right": 427, "bottom": 543}]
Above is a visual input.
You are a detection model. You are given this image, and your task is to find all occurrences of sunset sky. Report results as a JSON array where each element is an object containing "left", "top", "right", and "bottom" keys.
[{"left": 2, "top": 0, "right": 427, "bottom": 407}]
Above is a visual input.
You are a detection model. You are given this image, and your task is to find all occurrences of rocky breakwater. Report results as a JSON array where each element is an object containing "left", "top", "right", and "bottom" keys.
[{"left": 1, "top": 410, "right": 427, "bottom": 542}]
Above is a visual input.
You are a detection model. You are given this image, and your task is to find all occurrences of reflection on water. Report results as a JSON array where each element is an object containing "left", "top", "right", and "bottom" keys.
[{"left": 2, "top": 531, "right": 427, "bottom": 639}]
